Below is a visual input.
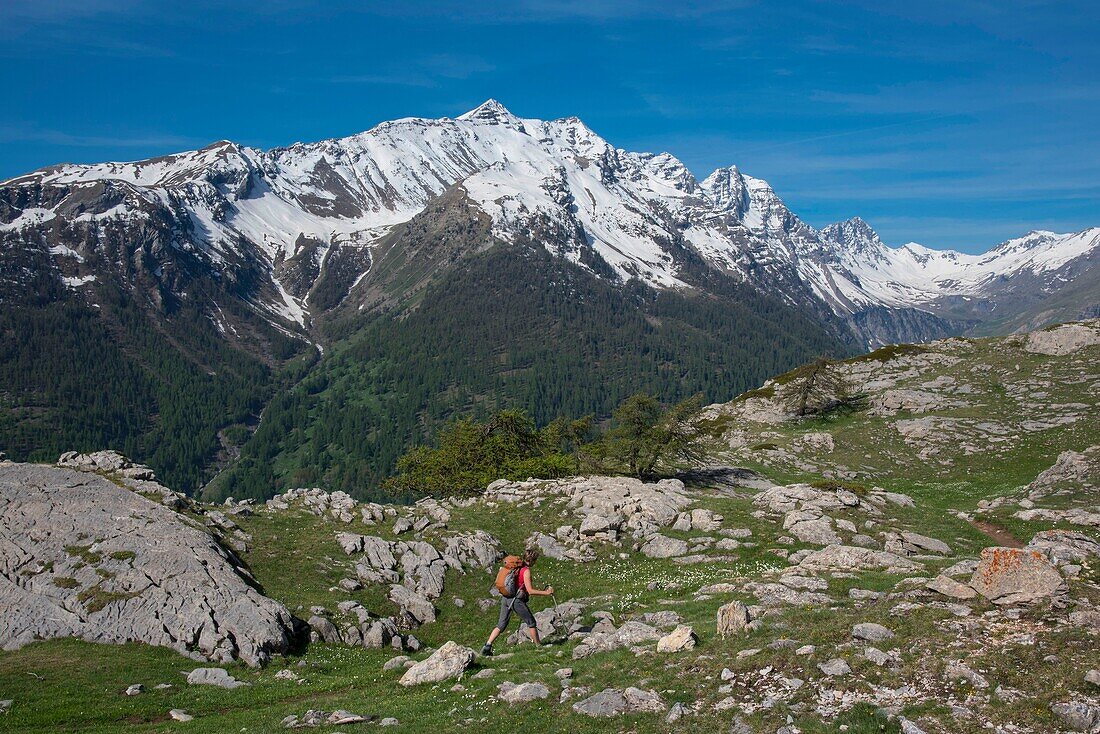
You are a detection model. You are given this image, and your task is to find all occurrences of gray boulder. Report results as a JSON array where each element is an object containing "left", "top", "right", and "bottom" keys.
[
  {"left": 388, "top": 585, "right": 436, "bottom": 625},
  {"left": 308, "top": 616, "right": 340, "bottom": 644},
  {"left": 399, "top": 641, "right": 475, "bottom": 686},
  {"left": 797, "top": 544, "right": 923, "bottom": 574},
  {"left": 0, "top": 462, "right": 294, "bottom": 666},
  {"left": 497, "top": 681, "right": 550, "bottom": 703},
  {"left": 926, "top": 575, "right": 977, "bottom": 600},
  {"left": 716, "top": 601, "right": 751, "bottom": 637},
  {"left": 1050, "top": 701, "right": 1100, "bottom": 732},
  {"left": 186, "top": 667, "right": 248, "bottom": 689},
  {"left": 572, "top": 687, "right": 665, "bottom": 717},
  {"left": 852, "top": 622, "right": 894, "bottom": 642},
  {"left": 899, "top": 531, "right": 953, "bottom": 556},
  {"left": 818, "top": 658, "right": 851, "bottom": 677},
  {"left": 898, "top": 718, "right": 929, "bottom": 734},
  {"left": 640, "top": 534, "right": 690, "bottom": 558},
  {"left": 970, "top": 547, "right": 1065, "bottom": 605},
  {"left": 1025, "top": 323, "right": 1100, "bottom": 355},
  {"left": 656, "top": 625, "right": 696, "bottom": 653},
  {"left": 573, "top": 621, "right": 661, "bottom": 659},
  {"left": 1028, "top": 530, "right": 1100, "bottom": 564}
]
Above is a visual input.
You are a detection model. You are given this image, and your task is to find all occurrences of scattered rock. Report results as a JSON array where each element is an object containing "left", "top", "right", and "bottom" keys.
[
  {"left": 187, "top": 668, "right": 248, "bottom": 689},
  {"left": 383, "top": 656, "right": 410, "bottom": 672},
  {"left": 1087, "top": 670, "right": 1100, "bottom": 687},
  {"left": 124, "top": 684, "right": 143, "bottom": 696},
  {"left": 656, "top": 625, "right": 697, "bottom": 653},
  {"left": 497, "top": 681, "right": 550, "bottom": 703},
  {"left": 573, "top": 621, "right": 661, "bottom": 659},
  {"left": 275, "top": 669, "right": 304, "bottom": 683},
  {"left": 818, "top": 658, "right": 851, "bottom": 677},
  {"left": 399, "top": 641, "right": 475, "bottom": 686},
  {"left": 898, "top": 717, "right": 928, "bottom": 734},
  {"left": 1050, "top": 701, "right": 1100, "bottom": 732},
  {"left": 863, "top": 647, "right": 892, "bottom": 666},
  {"left": 796, "top": 545, "right": 923, "bottom": 574},
  {"left": 572, "top": 687, "right": 666, "bottom": 717},
  {"left": 640, "top": 534, "right": 690, "bottom": 559},
  {"left": 852, "top": 622, "right": 894, "bottom": 642},
  {"left": 970, "top": 547, "right": 1065, "bottom": 605},
  {"left": 926, "top": 575, "right": 977, "bottom": 600},
  {"left": 666, "top": 701, "right": 688, "bottom": 723},
  {"left": 308, "top": 616, "right": 341, "bottom": 644},
  {"left": 641, "top": 610, "right": 683, "bottom": 627},
  {"left": 282, "top": 709, "right": 371, "bottom": 728},
  {"left": 945, "top": 662, "right": 989, "bottom": 689},
  {"left": 169, "top": 709, "right": 193, "bottom": 722},
  {"left": 716, "top": 601, "right": 751, "bottom": 637}
]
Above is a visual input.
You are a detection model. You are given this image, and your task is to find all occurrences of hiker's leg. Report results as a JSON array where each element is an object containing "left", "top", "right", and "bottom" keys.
[
  {"left": 485, "top": 598, "right": 511, "bottom": 651},
  {"left": 515, "top": 600, "right": 541, "bottom": 644}
]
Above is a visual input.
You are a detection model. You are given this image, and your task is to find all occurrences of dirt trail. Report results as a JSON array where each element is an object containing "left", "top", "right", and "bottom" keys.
[{"left": 969, "top": 519, "right": 1024, "bottom": 548}]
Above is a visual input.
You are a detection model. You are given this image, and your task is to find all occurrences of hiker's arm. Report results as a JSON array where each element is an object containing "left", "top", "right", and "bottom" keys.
[{"left": 523, "top": 574, "right": 554, "bottom": 597}]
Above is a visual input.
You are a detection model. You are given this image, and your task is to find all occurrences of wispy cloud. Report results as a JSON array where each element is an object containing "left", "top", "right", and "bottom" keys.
[
  {"left": 0, "top": 124, "right": 201, "bottom": 149},
  {"left": 330, "top": 53, "right": 494, "bottom": 87}
]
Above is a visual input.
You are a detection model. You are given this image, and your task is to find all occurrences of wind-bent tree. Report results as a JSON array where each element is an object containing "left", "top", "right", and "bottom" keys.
[
  {"left": 385, "top": 409, "right": 588, "bottom": 497},
  {"left": 781, "top": 357, "right": 850, "bottom": 417},
  {"left": 596, "top": 392, "right": 708, "bottom": 479}
]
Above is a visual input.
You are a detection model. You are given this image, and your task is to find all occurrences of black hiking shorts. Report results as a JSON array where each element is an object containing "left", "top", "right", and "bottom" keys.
[{"left": 496, "top": 595, "right": 536, "bottom": 630}]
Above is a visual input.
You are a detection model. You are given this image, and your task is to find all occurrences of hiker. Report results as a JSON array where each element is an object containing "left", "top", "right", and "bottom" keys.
[{"left": 481, "top": 548, "right": 554, "bottom": 656}]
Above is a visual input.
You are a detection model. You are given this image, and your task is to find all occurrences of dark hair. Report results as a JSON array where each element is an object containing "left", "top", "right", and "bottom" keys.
[{"left": 522, "top": 548, "right": 540, "bottom": 566}]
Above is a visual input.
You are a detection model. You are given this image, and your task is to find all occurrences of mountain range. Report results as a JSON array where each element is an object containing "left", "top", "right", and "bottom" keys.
[{"left": 1, "top": 99, "right": 1096, "bottom": 496}]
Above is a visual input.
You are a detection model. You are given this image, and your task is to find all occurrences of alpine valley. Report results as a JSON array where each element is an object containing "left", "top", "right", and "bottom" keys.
[{"left": 1, "top": 100, "right": 1097, "bottom": 497}]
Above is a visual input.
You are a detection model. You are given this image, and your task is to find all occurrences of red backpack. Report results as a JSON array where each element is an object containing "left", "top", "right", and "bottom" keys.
[{"left": 494, "top": 556, "right": 526, "bottom": 598}]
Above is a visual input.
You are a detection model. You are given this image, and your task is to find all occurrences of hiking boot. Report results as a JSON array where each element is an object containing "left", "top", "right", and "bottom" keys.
[{"left": 481, "top": 644, "right": 493, "bottom": 657}]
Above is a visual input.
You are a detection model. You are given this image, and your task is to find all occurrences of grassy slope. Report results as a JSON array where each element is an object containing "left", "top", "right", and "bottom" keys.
[{"left": 1, "top": 329, "right": 1096, "bottom": 734}]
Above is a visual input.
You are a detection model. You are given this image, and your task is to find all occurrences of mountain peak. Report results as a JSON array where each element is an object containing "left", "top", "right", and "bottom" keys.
[
  {"left": 822, "top": 216, "right": 882, "bottom": 248},
  {"left": 458, "top": 99, "right": 516, "bottom": 123}
]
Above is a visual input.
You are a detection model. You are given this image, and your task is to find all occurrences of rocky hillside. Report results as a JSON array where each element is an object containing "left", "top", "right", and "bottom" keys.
[{"left": 0, "top": 322, "right": 1096, "bottom": 734}]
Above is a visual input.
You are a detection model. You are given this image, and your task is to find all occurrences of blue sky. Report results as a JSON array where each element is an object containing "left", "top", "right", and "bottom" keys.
[{"left": 1, "top": 1, "right": 1096, "bottom": 252}]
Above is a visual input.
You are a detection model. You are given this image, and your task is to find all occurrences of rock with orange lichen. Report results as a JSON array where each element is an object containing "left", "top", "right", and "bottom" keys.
[{"left": 969, "top": 546, "right": 1066, "bottom": 605}]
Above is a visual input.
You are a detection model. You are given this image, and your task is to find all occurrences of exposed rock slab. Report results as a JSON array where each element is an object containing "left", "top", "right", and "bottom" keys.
[
  {"left": 0, "top": 462, "right": 294, "bottom": 665},
  {"left": 1024, "top": 323, "right": 1100, "bottom": 356},
  {"left": 796, "top": 545, "right": 923, "bottom": 574},
  {"left": 572, "top": 687, "right": 666, "bottom": 717}
]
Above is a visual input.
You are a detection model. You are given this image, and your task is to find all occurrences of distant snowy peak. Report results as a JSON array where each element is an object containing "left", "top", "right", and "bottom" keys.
[
  {"left": 456, "top": 98, "right": 522, "bottom": 126},
  {"left": 820, "top": 217, "right": 886, "bottom": 259},
  {"left": 817, "top": 219, "right": 1100, "bottom": 308},
  {"left": 2, "top": 98, "right": 1096, "bottom": 341}
]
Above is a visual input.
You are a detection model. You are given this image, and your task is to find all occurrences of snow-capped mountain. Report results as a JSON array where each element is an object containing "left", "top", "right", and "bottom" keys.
[{"left": 2, "top": 99, "right": 1096, "bottom": 346}]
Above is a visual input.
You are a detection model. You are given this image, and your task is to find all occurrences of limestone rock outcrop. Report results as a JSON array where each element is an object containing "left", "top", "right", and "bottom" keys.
[{"left": 0, "top": 462, "right": 295, "bottom": 666}]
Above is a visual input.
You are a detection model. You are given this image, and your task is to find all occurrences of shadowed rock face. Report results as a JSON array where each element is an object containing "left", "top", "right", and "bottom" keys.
[{"left": 0, "top": 462, "right": 295, "bottom": 665}]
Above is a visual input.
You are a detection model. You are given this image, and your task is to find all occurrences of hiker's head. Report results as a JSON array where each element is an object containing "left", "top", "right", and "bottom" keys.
[{"left": 523, "top": 548, "right": 540, "bottom": 567}]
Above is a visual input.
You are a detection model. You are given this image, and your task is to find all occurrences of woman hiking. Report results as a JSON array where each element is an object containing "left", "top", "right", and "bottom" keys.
[{"left": 482, "top": 548, "right": 554, "bottom": 656}]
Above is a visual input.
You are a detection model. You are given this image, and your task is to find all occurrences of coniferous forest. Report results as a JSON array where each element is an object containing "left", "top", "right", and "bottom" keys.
[
  {"left": 1, "top": 235, "right": 850, "bottom": 501},
  {"left": 206, "top": 245, "right": 848, "bottom": 502}
]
